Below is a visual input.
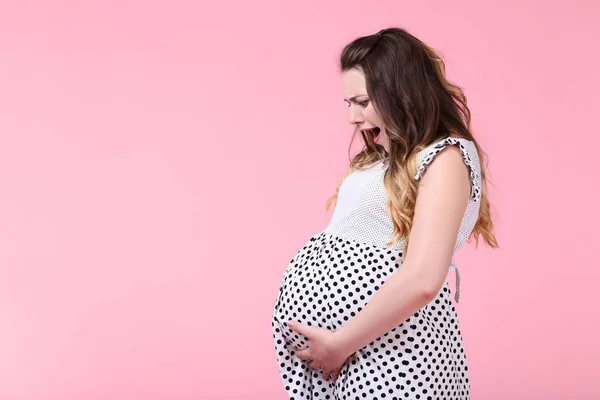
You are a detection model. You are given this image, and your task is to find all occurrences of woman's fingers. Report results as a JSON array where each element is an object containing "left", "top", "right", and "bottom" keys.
[
  {"left": 331, "top": 370, "right": 339, "bottom": 383},
  {"left": 304, "top": 359, "right": 341, "bottom": 383},
  {"left": 321, "top": 368, "right": 341, "bottom": 382},
  {"left": 295, "top": 348, "right": 311, "bottom": 360}
]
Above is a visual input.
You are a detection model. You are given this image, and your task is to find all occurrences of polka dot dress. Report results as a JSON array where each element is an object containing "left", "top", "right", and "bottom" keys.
[{"left": 272, "top": 138, "right": 481, "bottom": 400}]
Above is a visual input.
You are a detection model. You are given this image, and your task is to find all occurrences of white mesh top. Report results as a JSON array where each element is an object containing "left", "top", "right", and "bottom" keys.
[
  {"left": 272, "top": 137, "right": 482, "bottom": 400},
  {"left": 326, "top": 136, "right": 481, "bottom": 301}
]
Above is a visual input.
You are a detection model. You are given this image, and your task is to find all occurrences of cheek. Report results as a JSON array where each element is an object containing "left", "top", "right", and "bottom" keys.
[{"left": 364, "top": 105, "right": 382, "bottom": 125}]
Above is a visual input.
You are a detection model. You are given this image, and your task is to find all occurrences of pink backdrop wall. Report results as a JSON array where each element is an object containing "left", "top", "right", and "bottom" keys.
[{"left": 1, "top": 1, "right": 599, "bottom": 399}]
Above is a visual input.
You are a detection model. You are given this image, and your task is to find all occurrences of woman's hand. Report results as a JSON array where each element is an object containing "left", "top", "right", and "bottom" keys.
[{"left": 287, "top": 320, "right": 350, "bottom": 383}]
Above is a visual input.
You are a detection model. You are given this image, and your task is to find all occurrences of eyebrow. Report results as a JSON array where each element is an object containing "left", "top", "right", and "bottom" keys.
[{"left": 344, "top": 95, "right": 368, "bottom": 102}]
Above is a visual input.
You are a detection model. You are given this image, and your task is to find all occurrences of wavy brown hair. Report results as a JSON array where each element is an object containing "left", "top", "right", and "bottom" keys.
[{"left": 326, "top": 27, "right": 498, "bottom": 251}]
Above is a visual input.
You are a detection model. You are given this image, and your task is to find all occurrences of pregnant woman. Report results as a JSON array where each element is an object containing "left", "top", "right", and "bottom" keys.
[{"left": 272, "top": 27, "right": 498, "bottom": 400}]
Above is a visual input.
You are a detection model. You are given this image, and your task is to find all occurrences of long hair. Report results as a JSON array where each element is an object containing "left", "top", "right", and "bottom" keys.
[{"left": 327, "top": 27, "right": 498, "bottom": 250}]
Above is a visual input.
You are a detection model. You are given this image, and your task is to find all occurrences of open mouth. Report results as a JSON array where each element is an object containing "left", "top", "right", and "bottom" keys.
[{"left": 362, "top": 127, "right": 381, "bottom": 143}]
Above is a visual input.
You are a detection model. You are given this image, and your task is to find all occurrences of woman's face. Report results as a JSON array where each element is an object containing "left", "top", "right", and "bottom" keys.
[{"left": 342, "top": 68, "right": 390, "bottom": 153}]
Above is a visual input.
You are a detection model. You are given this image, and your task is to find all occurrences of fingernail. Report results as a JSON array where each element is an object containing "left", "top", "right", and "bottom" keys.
[{"left": 287, "top": 321, "right": 294, "bottom": 327}]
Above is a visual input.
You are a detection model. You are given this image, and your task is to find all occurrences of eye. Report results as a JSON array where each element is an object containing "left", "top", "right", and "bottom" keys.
[{"left": 358, "top": 100, "right": 370, "bottom": 107}]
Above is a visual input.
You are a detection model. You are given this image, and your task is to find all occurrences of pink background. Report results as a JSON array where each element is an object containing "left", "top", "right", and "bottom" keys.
[{"left": 1, "top": 1, "right": 599, "bottom": 399}]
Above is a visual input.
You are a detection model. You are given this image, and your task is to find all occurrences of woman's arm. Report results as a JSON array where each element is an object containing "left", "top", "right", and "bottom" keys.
[{"left": 333, "top": 145, "right": 472, "bottom": 356}]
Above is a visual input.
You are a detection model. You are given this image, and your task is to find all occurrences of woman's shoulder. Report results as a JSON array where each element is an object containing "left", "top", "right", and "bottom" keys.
[
  {"left": 418, "top": 136, "right": 475, "bottom": 154},
  {"left": 415, "top": 136, "right": 482, "bottom": 201},
  {"left": 417, "top": 136, "right": 479, "bottom": 165}
]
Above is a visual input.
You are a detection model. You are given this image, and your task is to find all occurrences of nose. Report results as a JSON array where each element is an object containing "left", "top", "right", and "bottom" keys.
[{"left": 348, "top": 105, "right": 364, "bottom": 125}]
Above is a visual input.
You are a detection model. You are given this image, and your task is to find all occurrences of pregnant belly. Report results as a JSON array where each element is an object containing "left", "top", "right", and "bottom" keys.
[{"left": 273, "top": 236, "right": 401, "bottom": 350}]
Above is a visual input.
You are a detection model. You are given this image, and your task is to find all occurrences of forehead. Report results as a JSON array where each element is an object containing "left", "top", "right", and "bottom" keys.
[{"left": 342, "top": 68, "right": 367, "bottom": 99}]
